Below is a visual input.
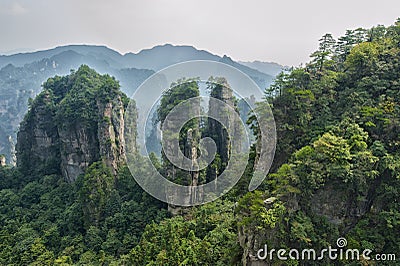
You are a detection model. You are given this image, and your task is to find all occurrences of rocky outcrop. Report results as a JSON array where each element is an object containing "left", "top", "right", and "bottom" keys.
[
  {"left": 208, "top": 77, "right": 236, "bottom": 160},
  {"left": 237, "top": 181, "right": 372, "bottom": 265},
  {"left": 97, "top": 97, "right": 127, "bottom": 174},
  {"left": 0, "top": 154, "right": 6, "bottom": 167},
  {"left": 16, "top": 66, "right": 134, "bottom": 182},
  {"left": 206, "top": 77, "right": 242, "bottom": 181},
  {"left": 58, "top": 125, "right": 99, "bottom": 182},
  {"left": 156, "top": 79, "right": 202, "bottom": 213},
  {"left": 310, "top": 181, "right": 370, "bottom": 228},
  {"left": 58, "top": 95, "right": 128, "bottom": 182},
  {"left": 237, "top": 194, "right": 299, "bottom": 266}
]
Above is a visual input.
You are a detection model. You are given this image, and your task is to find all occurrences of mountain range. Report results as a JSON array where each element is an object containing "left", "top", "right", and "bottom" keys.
[{"left": 0, "top": 44, "right": 282, "bottom": 76}]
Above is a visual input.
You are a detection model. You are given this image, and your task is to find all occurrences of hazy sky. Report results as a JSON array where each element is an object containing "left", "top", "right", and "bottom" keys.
[{"left": 0, "top": 0, "right": 399, "bottom": 66}]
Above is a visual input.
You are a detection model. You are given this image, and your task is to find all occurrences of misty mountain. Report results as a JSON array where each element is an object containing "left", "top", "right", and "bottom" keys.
[
  {"left": 122, "top": 44, "right": 275, "bottom": 90},
  {"left": 123, "top": 44, "right": 220, "bottom": 70},
  {"left": 239, "top": 60, "right": 285, "bottom": 76},
  {"left": 0, "top": 44, "right": 276, "bottom": 89},
  {"left": 0, "top": 45, "right": 124, "bottom": 69}
]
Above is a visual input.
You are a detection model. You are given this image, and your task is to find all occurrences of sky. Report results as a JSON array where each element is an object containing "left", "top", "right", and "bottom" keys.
[{"left": 0, "top": 0, "right": 399, "bottom": 66}]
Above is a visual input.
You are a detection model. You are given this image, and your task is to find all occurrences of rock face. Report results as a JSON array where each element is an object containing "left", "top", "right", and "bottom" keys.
[
  {"left": 156, "top": 79, "right": 202, "bottom": 213},
  {"left": 57, "top": 95, "right": 128, "bottom": 182},
  {"left": 238, "top": 227, "right": 269, "bottom": 266},
  {"left": 238, "top": 194, "right": 298, "bottom": 266},
  {"left": 310, "top": 182, "right": 370, "bottom": 227},
  {"left": 206, "top": 77, "right": 241, "bottom": 182},
  {"left": 0, "top": 154, "right": 6, "bottom": 167},
  {"left": 16, "top": 65, "right": 134, "bottom": 182},
  {"left": 16, "top": 90, "right": 61, "bottom": 176},
  {"left": 208, "top": 78, "right": 236, "bottom": 158},
  {"left": 237, "top": 181, "right": 373, "bottom": 265}
]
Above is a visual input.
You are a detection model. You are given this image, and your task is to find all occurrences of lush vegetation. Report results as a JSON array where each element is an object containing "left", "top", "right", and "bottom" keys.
[
  {"left": 0, "top": 162, "right": 169, "bottom": 265},
  {"left": 236, "top": 19, "right": 400, "bottom": 265},
  {"left": 1, "top": 20, "right": 400, "bottom": 265}
]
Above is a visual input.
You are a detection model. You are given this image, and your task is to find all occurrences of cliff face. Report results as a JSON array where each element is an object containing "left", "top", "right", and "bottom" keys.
[
  {"left": 207, "top": 78, "right": 234, "bottom": 163},
  {"left": 158, "top": 79, "right": 202, "bottom": 212},
  {"left": 16, "top": 90, "right": 60, "bottom": 176},
  {"left": 237, "top": 187, "right": 369, "bottom": 266},
  {"left": 16, "top": 65, "right": 134, "bottom": 182},
  {"left": 57, "top": 94, "right": 128, "bottom": 182},
  {"left": 206, "top": 77, "right": 242, "bottom": 182}
]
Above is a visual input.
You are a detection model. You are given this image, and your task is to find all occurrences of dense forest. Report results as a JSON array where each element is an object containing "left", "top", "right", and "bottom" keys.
[{"left": 1, "top": 20, "right": 400, "bottom": 265}]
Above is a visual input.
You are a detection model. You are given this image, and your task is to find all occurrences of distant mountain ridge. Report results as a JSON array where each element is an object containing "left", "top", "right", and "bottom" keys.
[
  {"left": 0, "top": 45, "right": 124, "bottom": 69},
  {"left": 0, "top": 44, "right": 278, "bottom": 86},
  {"left": 239, "top": 60, "right": 285, "bottom": 76},
  {"left": 123, "top": 44, "right": 220, "bottom": 70}
]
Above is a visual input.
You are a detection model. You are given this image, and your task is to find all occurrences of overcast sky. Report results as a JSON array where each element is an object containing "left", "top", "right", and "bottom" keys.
[{"left": 0, "top": 0, "right": 399, "bottom": 66}]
